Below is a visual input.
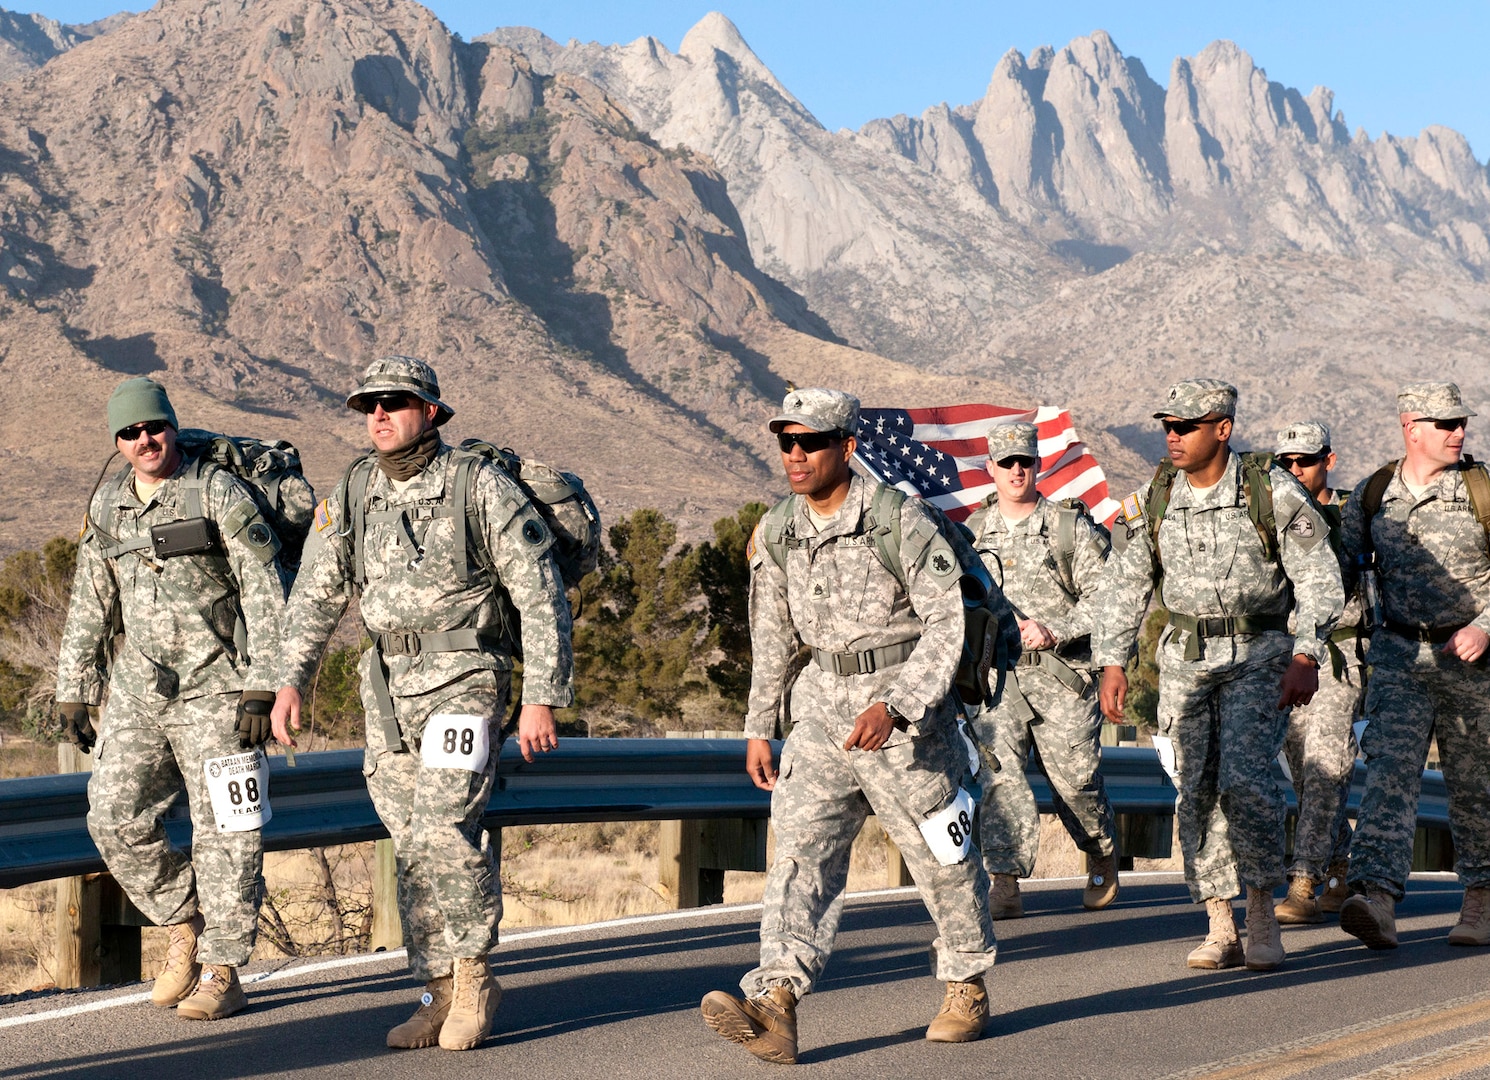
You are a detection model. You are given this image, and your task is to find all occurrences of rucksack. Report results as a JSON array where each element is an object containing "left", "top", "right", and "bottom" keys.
[
  {"left": 758, "top": 485, "right": 1016, "bottom": 707},
  {"left": 1129, "top": 451, "right": 1279, "bottom": 568},
  {"left": 966, "top": 495, "right": 1110, "bottom": 601},
  {"left": 1358, "top": 455, "right": 1490, "bottom": 558},
  {"left": 338, "top": 440, "right": 600, "bottom": 656}
]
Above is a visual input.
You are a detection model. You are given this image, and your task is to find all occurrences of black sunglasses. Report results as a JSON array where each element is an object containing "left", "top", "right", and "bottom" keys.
[
  {"left": 994, "top": 455, "right": 1037, "bottom": 470},
  {"left": 352, "top": 392, "right": 421, "bottom": 415},
  {"left": 116, "top": 419, "right": 170, "bottom": 442},
  {"left": 1412, "top": 417, "right": 1468, "bottom": 432},
  {"left": 1161, "top": 417, "right": 1224, "bottom": 436},
  {"left": 1278, "top": 451, "right": 1329, "bottom": 469},
  {"left": 777, "top": 431, "right": 843, "bottom": 454}
]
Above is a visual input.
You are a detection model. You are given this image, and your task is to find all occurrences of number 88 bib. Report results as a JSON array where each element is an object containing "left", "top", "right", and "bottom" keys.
[
  {"left": 421, "top": 714, "right": 491, "bottom": 772},
  {"left": 918, "top": 786, "right": 976, "bottom": 866}
]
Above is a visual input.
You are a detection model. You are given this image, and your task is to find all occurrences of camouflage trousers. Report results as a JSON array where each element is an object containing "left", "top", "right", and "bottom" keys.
[
  {"left": 1282, "top": 648, "right": 1362, "bottom": 880},
  {"left": 971, "top": 663, "right": 1116, "bottom": 878},
  {"left": 1349, "top": 630, "right": 1490, "bottom": 900},
  {"left": 742, "top": 717, "right": 997, "bottom": 998},
  {"left": 1157, "top": 633, "right": 1292, "bottom": 903},
  {"left": 86, "top": 688, "right": 263, "bottom": 966},
  {"left": 363, "top": 669, "right": 506, "bottom": 981}
]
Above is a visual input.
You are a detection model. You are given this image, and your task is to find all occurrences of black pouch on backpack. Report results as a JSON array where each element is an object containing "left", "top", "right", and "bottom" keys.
[{"left": 151, "top": 517, "right": 220, "bottom": 558}]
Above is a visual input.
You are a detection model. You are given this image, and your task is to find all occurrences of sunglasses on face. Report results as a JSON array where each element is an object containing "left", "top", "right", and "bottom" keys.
[
  {"left": 1278, "top": 451, "right": 1328, "bottom": 469},
  {"left": 777, "top": 431, "right": 842, "bottom": 454},
  {"left": 353, "top": 392, "right": 420, "bottom": 415},
  {"left": 116, "top": 419, "right": 170, "bottom": 442},
  {"left": 1412, "top": 417, "right": 1468, "bottom": 432},
  {"left": 995, "top": 455, "right": 1037, "bottom": 470},
  {"left": 1160, "top": 417, "right": 1223, "bottom": 436}
]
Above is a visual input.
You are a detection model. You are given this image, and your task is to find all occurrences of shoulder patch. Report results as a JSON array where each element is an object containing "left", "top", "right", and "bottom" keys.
[
  {"left": 313, "top": 499, "right": 333, "bottom": 533},
  {"left": 1121, "top": 491, "right": 1144, "bottom": 527},
  {"left": 746, "top": 521, "right": 760, "bottom": 563},
  {"left": 928, "top": 547, "right": 956, "bottom": 577},
  {"left": 522, "top": 517, "right": 548, "bottom": 545},
  {"left": 1288, "top": 516, "right": 1316, "bottom": 540}
]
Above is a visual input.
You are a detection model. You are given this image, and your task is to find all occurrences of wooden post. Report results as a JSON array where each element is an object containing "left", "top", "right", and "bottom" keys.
[
  {"left": 370, "top": 837, "right": 402, "bottom": 951},
  {"left": 658, "top": 818, "right": 701, "bottom": 909},
  {"left": 54, "top": 743, "right": 101, "bottom": 988}
]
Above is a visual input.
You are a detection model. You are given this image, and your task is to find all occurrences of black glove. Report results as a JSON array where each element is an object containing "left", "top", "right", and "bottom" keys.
[
  {"left": 237, "top": 691, "right": 276, "bottom": 749},
  {"left": 58, "top": 702, "right": 96, "bottom": 754}
]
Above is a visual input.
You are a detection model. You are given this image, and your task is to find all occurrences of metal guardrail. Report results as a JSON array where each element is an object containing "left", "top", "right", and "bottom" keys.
[{"left": 0, "top": 742, "right": 1450, "bottom": 891}]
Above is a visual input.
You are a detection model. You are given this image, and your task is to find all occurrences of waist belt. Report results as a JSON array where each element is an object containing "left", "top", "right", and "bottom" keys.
[
  {"left": 369, "top": 628, "right": 507, "bottom": 751},
  {"left": 810, "top": 638, "right": 917, "bottom": 677},
  {"left": 1167, "top": 612, "right": 1291, "bottom": 661},
  {"left": 1325, "top": 624, "right": 1366, "bottom": 679},
  {"left": 1383, "top": 619, "right": 1459, "bottom": 645}
]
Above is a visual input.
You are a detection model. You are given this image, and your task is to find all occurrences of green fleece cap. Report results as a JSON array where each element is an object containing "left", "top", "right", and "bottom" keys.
[{"left": 107, "top": 377, "right": 178, "bottom": 438}]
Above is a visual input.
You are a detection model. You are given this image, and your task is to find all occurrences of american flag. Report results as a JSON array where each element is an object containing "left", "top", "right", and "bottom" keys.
[{"left": 853, "top": 404, "right": 1121, "bottom": 526}]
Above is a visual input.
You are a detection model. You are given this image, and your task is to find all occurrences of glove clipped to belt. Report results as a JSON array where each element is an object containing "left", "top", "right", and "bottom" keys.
[
  {"left": 57, "top": 702, "right": 96, "bottom": 754},
  {"left": 237, "top": 690, "right": 277, "bottom": 749}
]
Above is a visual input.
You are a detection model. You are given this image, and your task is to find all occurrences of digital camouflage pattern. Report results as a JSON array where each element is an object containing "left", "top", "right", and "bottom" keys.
[
  {"left": 967, "top": 494, "right": 1116, "bottom": 877},
  {"left": 57, "top": 461, "right": 287, "bottom": 966},
  {"left": 743, "top": 474, "right": 996, "bottom": 994},
  {"left": 1095, "top": 452, "right": 1345, "bottom": 902},
  {"left": 280, "top": 442, "right": 573, "bottom": 979},
  {"left": 1340, "top": 461, "right": 1490, "bottom": 900}
]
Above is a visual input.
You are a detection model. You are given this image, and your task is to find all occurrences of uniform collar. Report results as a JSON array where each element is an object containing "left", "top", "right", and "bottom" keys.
[{"left": 794, "top": 474, "right": 868, "bottom": 542}]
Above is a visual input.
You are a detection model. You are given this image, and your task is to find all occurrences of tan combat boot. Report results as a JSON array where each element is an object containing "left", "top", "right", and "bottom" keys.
[
  {"left": 1275, "top": 875, "right": 1323, "bottom": 925},
  {"left": 1083, "top": 853, "right": 1120, "bottom": 911},
  {"left": 176, "top": 963, "right": 246, "bottom": 1020},
  {"left": 1186, "top": 897, "right": 1243, "bottom": 970},
  {"left": 989, "top": 874, "right": 1023, "bottom": 920},
  {"left": 386, "top": 975, "right": 453, "bottom": 1049},
  {"left": 1448, "top": 887, "right": 1490, "bottom": 946},
  {"left": 700, "top": 984, "right": 798, "bottom": 1064},
  {"left": 439, "top": 955, "right": 502, "bottom": 1051},
  {"left": 924, "top": 976, "right": 988, "bottom": 1042},
  {"left": 151, "top": 912, "right": 205, "bottom": 1007},
  {"left": 1319, "top": 860, "right": 1350, "bottom": 914},
  {"left": 1244, "top": 887, "right": 1285, "bottom": 971},
  {"left": 1339, "top": 888, "right": 1398, "bottom": 949}
]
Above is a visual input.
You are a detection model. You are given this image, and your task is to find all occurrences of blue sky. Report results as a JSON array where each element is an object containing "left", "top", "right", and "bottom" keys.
[{"left": 21, "top": 1, "right": 1490, "bottom": 160}]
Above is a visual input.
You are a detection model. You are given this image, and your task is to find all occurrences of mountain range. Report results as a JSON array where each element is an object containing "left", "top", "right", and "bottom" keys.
[{"left": 1, "top": 2, "right": 1486, "bottom": 552}]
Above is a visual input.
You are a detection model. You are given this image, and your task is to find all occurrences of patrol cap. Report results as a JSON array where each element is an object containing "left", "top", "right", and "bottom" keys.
[
  {"left": 986, "top": 421, "right": 1039, "bottom": 462},
  {"left": 347, "top": 355, "right": 454, "bottom": 426},
  {"left": 767, "top": 388, "right": 859, "bottom": 435},
  {"left": 1275, "top": 420, "right": 1330, "bottom": 457},
  {"left": 1154, "top": 379, "right": 1238, "bottom": 420},
  {"left": 107, "top": 377, "right": 178, "bottom": 438},
  {"left": 1397, "top": 382, "right": 1476, "bottom": 420}
]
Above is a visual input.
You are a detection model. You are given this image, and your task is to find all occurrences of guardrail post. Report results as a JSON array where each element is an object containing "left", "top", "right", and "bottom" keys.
[
  {"left": 659, "top": 732, "right": 769, "bottom": 907},
  {"left": 370, "top": 837, "right": 402, "bottom": 951}
]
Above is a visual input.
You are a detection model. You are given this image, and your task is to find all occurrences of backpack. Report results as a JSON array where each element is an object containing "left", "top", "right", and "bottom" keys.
[
  {"left": 967, "top": 495, "right": 1109, "bottom": 600},
  {"left": 758, "top": 484, "right": 1016, "bottom": 708},
  {"left": 338, "top": 440, "right": 600, "bottom": 656},
  {"left": 1358, "top": 455, "right": 1490, "bottom": 558},
  {"left": 1129, "top": 451, "right": 1279, "bottom": 569}
]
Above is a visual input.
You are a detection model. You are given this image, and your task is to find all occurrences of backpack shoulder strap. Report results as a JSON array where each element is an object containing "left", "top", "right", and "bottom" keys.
[
  {"left": 1360, "top": 460, "right": 1398, "bottom": 556},
  {"left": 1052, "top": 499, "right": 1082, "bottom": 597},
  {"left": 338, "top": 453, "right": 378, "bottom": 586},
  {"left": 866, "top": 484, "right": 908, "bottom": 586},
  {"left": 1240, "top": 452, "right": 1278, "bottom": 562},
  {"left": 757, "top": 494, "right": 799, "bottom": 572},
  {"left": 1461, "top": 455, "right": 1490, "bottom": 538},
  {"left": 1144, "top": 459, "right": 1179, "bottom": 560}
]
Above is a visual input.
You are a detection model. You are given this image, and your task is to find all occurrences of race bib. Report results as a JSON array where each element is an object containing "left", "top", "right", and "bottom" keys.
[
  {"left": 421, "top": 714, "right": 490, "bottom": 772},
  {"left": 919, "top": 787, "right": 976, "bottom": 867},
  {"left": 1276, "top": 751, "right": 1293, "bottom": 783},
  {"left": 958, "top": 719, "right": 981, "bottom": 778},
  {"left": 1352, "top": 719, "right": 1368, "bottom": 752},
  {"left": 204, "top": 750, "right": 270, "bottom": 833},
  {"left": 1152, "top": 735, "right": 1179, "bottom": 784}
]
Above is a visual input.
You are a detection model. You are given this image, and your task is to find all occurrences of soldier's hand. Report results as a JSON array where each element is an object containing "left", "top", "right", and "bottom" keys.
[
  {"left": 517, "top": 704, "right": 558, "bottom": 763},
  {"left": 237, "top": 691, "right": 276, "bottom": 748},
  {"left": 271, "top": 687, "right": 302, "bottom": 747},
  {"left": 1017, "top": 618, "right": 1056, "bottom": 651},
  {"left": 746, "top": 738, "right": 777, "bottom": 790},
  {"left": 1099, "top": 666, "right": 1128, "bottom": 723},
  {"left": 1444, "top": 626, "right": 1489, "bottom": 664},
  {"left": 1277, "top": 655, "right": 1320, "bottom": 709},
  {"left": 57, "top": 702, "right": 95, "bottom": 754},
  {"left": 843, "top": 702, "right": 895, "bottom": 752}
]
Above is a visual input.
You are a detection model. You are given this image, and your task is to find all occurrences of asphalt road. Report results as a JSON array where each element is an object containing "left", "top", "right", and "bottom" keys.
[{"left": 5, "top": 872, "right": 1490, "bottom": 1080}]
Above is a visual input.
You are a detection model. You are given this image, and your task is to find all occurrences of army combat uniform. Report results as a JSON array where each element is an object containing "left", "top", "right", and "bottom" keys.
[
  {"left": 968, "top": 492, "right": 1117, "bottom": 884},
  {"left": 279, "top": 444, "right": 573, "bottom": 983},
  {"left": 57, "top": 458, "right": 286, "bottom": 968}
]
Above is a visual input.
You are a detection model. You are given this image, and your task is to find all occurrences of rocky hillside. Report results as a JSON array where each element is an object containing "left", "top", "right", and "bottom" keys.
[
  {"left": 0, "top": 7, "right": 127, "bottom": 81},
  {"left": 492, "top": 15, "right": 1490, "bottom": 485}
]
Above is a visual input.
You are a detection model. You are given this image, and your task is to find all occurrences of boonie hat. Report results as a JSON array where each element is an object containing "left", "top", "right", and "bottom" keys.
[
  {"left": 1275, "top": 420, "right": 1330, "bottom": 457},
  {"left": 347, "top": 355, "right": 454, "bottom": 426},
  {"left": 1154, "top": 379, "right": 1238, "bottom": 421},
  {"left": 1397, "top": 382, "right": 1476, "bottom": 420},
  {"left": 107, "top": 377, "right": 178, "bottom": 438},
  {"left": 768, "top": 388, "right": 859, "bottom": 435},
  {"left": 987, "top": 421, "right": 1039, "bottom": 462}
]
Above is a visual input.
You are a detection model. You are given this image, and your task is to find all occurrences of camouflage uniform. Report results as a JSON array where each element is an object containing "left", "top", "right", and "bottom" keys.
[
  {"left": 743, "top": 472, "right": 998, "bottom": 997},
  {"left": 1096, "top": 425, "right": 1343, "bottom": 902},
  {"left": 57, "top": 459, "right": 287, "bottom": 966},
  {"left": 280, "top": 443, "right": 573, "bottom": 982},
  {"left": 1340, "top": 461, "right": 1490, "bottom": 902},
  {"left": 968, "top": 489, "right": 1115, "bottom": 877}
]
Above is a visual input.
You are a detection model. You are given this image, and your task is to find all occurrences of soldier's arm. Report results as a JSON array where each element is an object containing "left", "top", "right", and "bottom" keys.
[
  {"left": 278, "top": 493, "right": 355, "bottom": 694},
  {"left": 743, "top": 527, "right": 794, "bottom": 741},
  {"left": 1092, "top": 487, "right": 1158, "bottom": 669},
  {"left": 208, "top": 472, "right": 287, "bottom": 694},
  {"left": 479, "top": 467, "right": 574, "bottom": 708},
  {"left": 1047, "top": 512, "right": 1111, "bottom": 647},
  {"left": 55, "top": 506, "right": 118, "bottom": 706},
  {"left": 1273, "top": 469, "right": 1344, "bottom": 667},
  {"left": 882, "top": 500, "right": 963, "bottom": 726}
]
